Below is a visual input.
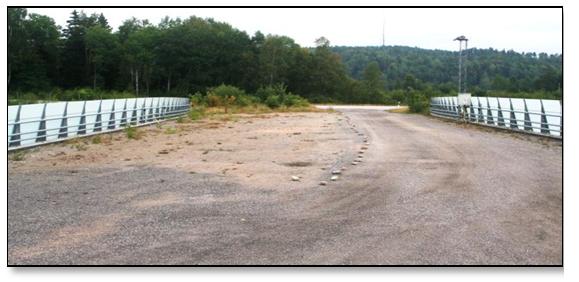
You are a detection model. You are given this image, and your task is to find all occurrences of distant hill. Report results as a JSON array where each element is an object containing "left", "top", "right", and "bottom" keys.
[{"left": 331, "top": 46, "right": 562, "bottom": 94}]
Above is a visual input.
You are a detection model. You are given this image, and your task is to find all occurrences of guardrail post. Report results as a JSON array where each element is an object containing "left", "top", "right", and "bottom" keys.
[
  {"left": 131, "top": 99, "right": 138, "bottom": 124},
  {"left": 107, "top": 100, "right": 116, "bottom": 130},
  {"left": 94, "top": 100, "right": 102, "bottom": 132},
  {"left": 477, "top": 98, "right": 483, "bottom": 123},
  {"left": 9, "top": 105, "right": 22, "bottom": 147},
  {"left": 560, "top": 100, "right": 563, "bottom": 138},
  {"left": 486, "top": 97, "right": 494, "bottom": 125},
  {"left": 509, "top": 98, "right": 518, "bottom": 129},
  {"left": 120, "top": 99, "right": 128, "bottom": 127},
  {"left": 36, "top": 103, "right": 47, "bottom": 142},
  {"left": 148, "top": 99, "right": 154, "bottom": 122},
  {"left": 155, "top": 98, "right": 161, "bottom": 120},
  {"left": 58, "top": 102, "right": 69, "bottom": 139},
  {"left": 78, "top": 101, "right": 87, "bottom": 135},
  {"left": 523, "top": 99, "right": 532, "bottom": 131},
  {"left": 469, "top": 101, "right": 475, "bottom": 121},
  {"left": 497, "top": 97, "right": 505, "bottom": 127},
  {"left": 540, "top": 100, "right": 550, "bottom": 134},
  {"left": 140, "top": 99, "right": 147, "bottom": 124}
]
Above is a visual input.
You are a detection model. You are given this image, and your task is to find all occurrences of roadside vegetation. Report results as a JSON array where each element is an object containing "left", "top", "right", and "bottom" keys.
[{"left": 8, "top": 8, "right": 561, "bottom": 114}]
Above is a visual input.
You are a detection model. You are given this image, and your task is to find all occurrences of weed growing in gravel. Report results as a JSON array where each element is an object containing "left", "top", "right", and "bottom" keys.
[
  {"left": 9, "top": 150, "right": 27, "bottom": 161},
  {"left": 72, "top": 142, "right": 88, "bottom": 151},
  {"left": 164, "top": 127, "right": 177, "bottom": 134},
  {"left": 91, "top": 135, "right": 102, "bottom": 144},
  {"left": 124, "top": 125, "right": 140, "bottom": 139},
  {"left": 188, "top": 106, "right": 206, "bottom": 121}
]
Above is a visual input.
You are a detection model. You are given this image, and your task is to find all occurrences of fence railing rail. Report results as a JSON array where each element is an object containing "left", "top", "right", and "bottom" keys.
[
  {"left": 8, "top": 97, "right": 190, "bottom": 150},
  {"left": 430, "top": 96, "right": 562, "bottom": 138}
]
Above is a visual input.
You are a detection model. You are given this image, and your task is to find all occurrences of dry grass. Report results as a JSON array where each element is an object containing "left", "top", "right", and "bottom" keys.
[{"left": 387, "top": 106, "right": 410, "bottom": 114}]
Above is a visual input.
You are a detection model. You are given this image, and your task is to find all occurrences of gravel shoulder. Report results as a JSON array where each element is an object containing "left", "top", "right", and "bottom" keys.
[{"left": 8, "top": 109, "right": 562, "bottom": 265}]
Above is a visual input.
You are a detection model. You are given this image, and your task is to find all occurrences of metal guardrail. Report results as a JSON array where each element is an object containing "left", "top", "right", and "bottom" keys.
[
  {"left": 430, "top": 96, "right": 562, "bottom": 139},
  {"left": 8, "top": 97, "right": 190, "bottom": 150}
]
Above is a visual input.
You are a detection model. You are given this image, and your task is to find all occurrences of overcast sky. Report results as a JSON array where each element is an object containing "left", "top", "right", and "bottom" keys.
[{"left": 28, "top": 7, "right": 562, "bottom": 54}]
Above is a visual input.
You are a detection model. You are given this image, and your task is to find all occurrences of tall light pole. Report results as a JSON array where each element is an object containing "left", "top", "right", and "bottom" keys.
[{"left": 454, "top": 35, "right": 468, "bottom": 94}]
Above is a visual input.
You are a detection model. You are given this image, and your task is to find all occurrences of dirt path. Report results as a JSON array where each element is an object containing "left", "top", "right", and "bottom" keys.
[{"left": 8, "top": 109, "right": 562, "bottom": 265}]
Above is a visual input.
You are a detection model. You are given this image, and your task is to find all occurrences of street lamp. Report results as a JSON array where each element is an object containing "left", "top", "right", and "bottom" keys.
[
  {"left": 454, "top": 35, "right": 468, "bottom": 94},
  {"left": 454, "top": 35, "right": 470, "bottom": 120}
]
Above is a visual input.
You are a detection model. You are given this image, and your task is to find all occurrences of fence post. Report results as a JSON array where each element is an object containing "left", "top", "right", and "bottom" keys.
[
  {"left": 108, "top": 100, "right": 116, "bottom": 130},
  {"left": 497, "top": 97, "right": 505, "bottom": 127},
  {"left": 540, "top": 100, "right": 550, "bottom": 134},
  {"left": 560, "top": 100, "right": 563, "bottom": 138},
  {"left": 155, "top": 98, "right": 161, "bottom": 120},
  {"left": 523, "top": 99, "right": 532, "bottom": 131},
  {"left": 148, "top": 99, "right": 154, "bottom": 122},
  {"left": 78, "top": 101, "right": 87, "bottom": 135},
  {"left": 140, "top": 99, "right": 147, "bottom": 124},
  {"left": 477, "top": 98, "right": 484, "bottom": 123},
  {"left": 131, "top": 99, "right": 138, "bottom": 124},
  {"left": 94, "top": 100, "right": 103, "bottom": 132},
  {"left": 486, "top": 97, "right": 494, "bottom": 125},
  {"left": 9, "top": 105, "right": 22, "bottom": 147},
  {"left": 58, "top": 102, "right": 69, "bottom": 139},
  {"left": 120, "top": 99, "right": 128, "bottom": 127},
  {"left": 36, "top": 103, "right": 47, "bottom": 142},
  {"left": 509, "top": 98, "right": 518, "bottom": 129}
]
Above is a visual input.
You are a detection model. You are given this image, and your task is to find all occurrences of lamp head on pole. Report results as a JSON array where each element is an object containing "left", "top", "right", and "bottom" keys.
[{"left": 454, "top": 35, "right": 468, "bottom": 42}]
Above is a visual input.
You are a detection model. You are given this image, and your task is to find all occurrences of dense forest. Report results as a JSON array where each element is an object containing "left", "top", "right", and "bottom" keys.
[{"left": 8, "top": 8, "right": 562, "bottom": 108}]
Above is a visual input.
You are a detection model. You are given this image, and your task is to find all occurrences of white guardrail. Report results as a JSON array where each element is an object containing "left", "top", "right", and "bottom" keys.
[
  {"left": 8, "top": 97, "right": 190, "bottom": 150},
  {"left": 430, "top": 96, "right": 562, "bottom": 139}
]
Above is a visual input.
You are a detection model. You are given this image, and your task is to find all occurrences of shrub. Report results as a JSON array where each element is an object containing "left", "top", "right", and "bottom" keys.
[
  {"left": 407, "top": 91, "right": 430, "bottom": 113},
  {"left": 188, "top": 106, "right": 206, "bottom": 120},
  {"left": 206, "top": 93, "right": 222, "bottom": 107},
  {"left": 189, "top": 92, "right": 205, "bottom": 106},
  {"left": 283, "top": 94, "right": 309, "bottom": 107},
  {"left": 265, "top": 94, "right": 282, "bottom": 108}
]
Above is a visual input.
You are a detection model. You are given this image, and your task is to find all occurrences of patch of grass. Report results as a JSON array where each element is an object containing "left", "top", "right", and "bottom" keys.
[
  {"left": 124, "top": 125, "right": 141, "bottom": 140},
  {"left": 164, "top": 127, "right": 178, "bottom": 134},
  {"left": 175, "top": 116, "right": 186, "bottom": 123},
  {"left": 387, "top": 106, "right": 410, "bottom": 114},
  {"left": 91, "top": 135, "right": 102, "bottom": 144},
  {"left": 9, "top": 150, "right": 27, "bottom": 161},
  {"left": 72, "top": 142, "right": 88, "bottom": 151},
  {"left": 188, "top": 106, "right": 206, "bottom": 121}
]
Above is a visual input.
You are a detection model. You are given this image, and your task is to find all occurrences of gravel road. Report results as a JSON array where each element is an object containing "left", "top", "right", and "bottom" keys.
[{"left": 8, "top": 108, "right": 562, "bottom": 265}]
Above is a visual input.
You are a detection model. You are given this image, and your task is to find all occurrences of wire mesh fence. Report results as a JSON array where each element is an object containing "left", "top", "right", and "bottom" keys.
[
  {"left": 430, "top": 96, "right": 562, "bottom": 138},
  {"left": 8, "top": 97, "right": 190, "bottom": 150}
]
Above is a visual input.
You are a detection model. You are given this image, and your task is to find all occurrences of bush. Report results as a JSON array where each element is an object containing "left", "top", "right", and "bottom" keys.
[
  {"left": 189, "top": 92, "right": 205, "bottom": 106},
  {"left": 188, "top": 106, "right": 206, "bottom": 120},
  {"left": 206, "top": 93, "right": 222, "bottom": 107},
  {"left": 265, "top": 94, "right": 282, "bottom": 108},
  {"left": 407, "top": 91, "right": 430, "bottom": 113},
  {"left": 283, "top": 93, "right": 309, "bottom": 107},
  {"left": 209, "top": 84, "right": 246, "bottom": 99}
]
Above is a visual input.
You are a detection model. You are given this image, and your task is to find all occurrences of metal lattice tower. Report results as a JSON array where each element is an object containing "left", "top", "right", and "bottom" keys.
[{"left": 454, "top": 35, "right": 468, "bottom": 93}]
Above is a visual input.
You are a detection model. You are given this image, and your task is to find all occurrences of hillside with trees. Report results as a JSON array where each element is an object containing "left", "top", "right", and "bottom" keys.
[{"left": 8, "top": 8, "right": 562, "bottom": 110}]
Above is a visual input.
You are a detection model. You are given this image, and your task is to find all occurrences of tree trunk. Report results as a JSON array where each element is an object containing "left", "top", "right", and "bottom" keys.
[
  {"left": 93, "top": 65, "right": 97, "bottom": 90},
  {"left": 130, "top": 67, "right": 134, "bottom": 91},
  {"left": 167, "top": 74, "right": 171, "bottom": 93},
  {"left": 135, "top": 69, "right": 139, "bottom": 97}
]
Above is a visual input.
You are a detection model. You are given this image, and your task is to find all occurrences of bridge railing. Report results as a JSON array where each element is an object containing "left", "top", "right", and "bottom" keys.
[
  {"left": 8, "top": 97, "right": 190, "bottom": 150},
  {"left": 430, "top": 96, "right": 562, "bottom": 139}
]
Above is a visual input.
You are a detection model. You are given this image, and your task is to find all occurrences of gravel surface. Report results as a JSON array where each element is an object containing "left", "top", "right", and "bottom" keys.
[{"left": 8, "top": 109, "right": 562, "bottom": 265}]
